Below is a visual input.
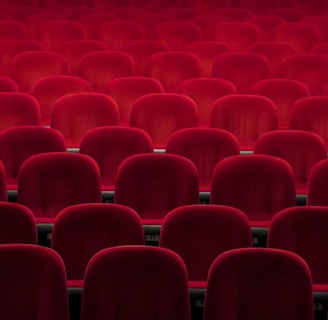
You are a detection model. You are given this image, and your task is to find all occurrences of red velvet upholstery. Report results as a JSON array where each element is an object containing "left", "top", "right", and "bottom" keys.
[
  {"left": 250, "top": 79, "right": 310, "bottom": 128},
  {"left": 214, "top": 22, "right": 261, "bottom": 51},
  {"left": 36, "top": 20, "right": 87, "bottom": 51},
  {"left": 0, "top": 93, "right": 40, "bottom": 130},
  {"left": 0, "top": 126, "right": 66, "bottom": 189},
  {"left": 176, "top": 78, "right": 237, "bottom": 126},
  {"left": 60, "top": 6, "right": 97, "bottom": 20},
  {"left": 129, "top": 93, "right": 199, "bottom": 148},
  {"left": 11, "top": 51, "right": 69, "bottom": 93},
  {"left": 279, "top": 53, "right": 328, "bottom": 95},
  {"left": 212, "top": 52, "right": 271, "bottom": 93},
  {"left": 50, "top": 93, "right": 119, "bottom": 148},
  {"left": 210, "top": 94, "right": 278, "bottom": 150},
  {"left": 210, "top": 155, "right": 296, "bottom": 226},
  {"left": 0, "top": 244, "right": 69, "bottom": 320},
  {"left": 51, "top": 203, "right": 144, "bottom": 280},
  {"left": 152, "top": 21, "right": 203, "bottom": 51},
  {"left": 17, "top": 152, "right": 102, "bottom": 222},
  {"left": 77, "top": 51, "right": 135, "bottom": 92},
  {"left": 31, "top": 75, "right": 92, "bottom": 125},
  {"left": 145, "top": 52, "right": 201, "bottom": 92},
  {"left": 307, "top": 159, "right": 328, "bottom": 206},
  {"left": 0, "top": 40, "right": 45, "bottom": 76},
  {"left": 0, "top": 161, "right": 8, "bottom": 202},
  {"left": 0, "top": 202, "right": 37, "bottom": 244},
  {"left": 268, "top": 206, "right": 328, "bottom": 290},
  {"left": 80, "top": 126, "right": 153, "bottom": 190},
  {"left": 114, "top": 153, "right": 199, "bottom": 224},
  {"left": 103, "top": 76, "right": 164, "bottom": 125},
  {"left": 203, "top": 248, "right": 314, "bottom": 320},
  {"left": 160, "top": 204, "right": 252, "bottom": 284},
  {"left": 81, "top": 246, "right": 191, "bottom": 320},
  {"left": 166, "top": 128, "right": 239, "bottom": 191},
  {"left": 289, "top": 96, "right": 328, "bottom": 148},
  {"left": 254, "top": 130, "right": 327, "bottom": 194}
]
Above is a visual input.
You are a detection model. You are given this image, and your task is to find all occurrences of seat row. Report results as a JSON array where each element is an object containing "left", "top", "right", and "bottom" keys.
[
  {"left": 2, "top": 90, "right": 328, "bottom": 150},
  {"left": 0, "top": 0, "right": 328, "bottom": 15},
  {"left": 0, "top": 242, "right": 317, "bottom": 320},
  {"left": 0, "top": 148, "right": 328, "bottom": 224}
]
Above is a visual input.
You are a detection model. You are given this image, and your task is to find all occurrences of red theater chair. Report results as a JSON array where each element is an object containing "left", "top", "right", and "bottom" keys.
[
  {"left": 51, "top": 203, "right": 144, "bottom": 281},
  {"left": 0, "top": 20, "right": 27, "bottom": 41},
  {"left": 190, "top": 14, "right": 229, "bottom": 41},
  {"left": 279, "top": 53, "right": 328, "bottom": 95},
  {"left": 58, "top": 40, "right": 108, "bottom": 75},
  {"left": 268, "top": 206, "right": 328, "bottom": 291},
  {"left": 79, "top": 126, "right": 153, "bottom": 191},
  {"left": 0, "top": 77, "right": 18, "bottom": 92},
  {"left": 160, "top": 204, "right": 252, "bottom": 285},
  {"left": 0, "top": 202, "right": 37, "bottom": 244},
  {"left": 210, "top": 95, "right": 278, "bottom": 151},
  {"left": 31, "top": 75, "right": 92, "bottom": 126},
  {"left": 269, "top": 8, "right": 304, "bottom": 21},
  {"left": 254, "top": 130, "right": 327, "bottom": 195},
  {"left": 212, "top": 52, "right": 271, "bottom": 94},
  {"left": 23, "top": 12, "right": 65, "bottom": 39},
  {"left": 203, "top": 248, "right": 313, "bottom": 320},
  {"left": 247, "top": 41, "right": 296, "bottom": 77},
  {"left": 145, "top": 52, "right": 201, "bottom": 92},
  {"left": 185, "top": 41, "right": 232, "bottom": 77},
  {"left": 129, "top": 93, "right": 199, "bottom": 149},
  {"left": 301, "top": 16, "right": 328, "bottom": 43},
  {"left": 50, "top": 93, "right": 119, "bottom": 148},
  {"left": 307, "top": 159, "right": 328, "bottom": 206},
  {"left": 163, "top": 7, "right": 199, "bottom": 20},
  {"left": 176, "top": 78, "right": 237, "bottom": 126},
  {"left": 214, "top": 22, "right": 261, "bottom": 51},
  {"left": 80, "top": 246, "right": 190, "bottom": 320},
  {"left": 289, "top": 96, "right": 328, "bottom": 148},
  {"left": 166, "top": 128, "right": 239, "bottom": 192},
  {"left": 79, "top": 13, "right": 119, "bottom": 39},
  {"left": 245, "top": 15, "right": 285, "bottom": 41},
  {"left": 272, "top": 22, "right": 319, "bottom": 53},
  {"left": 151, "top": 21, "right": 203, "bottom": 51},
  {"left": 249, "top": 79, "right": 310, "bottom": 128},
  {"left": 0, "top": 93, "right": 40, "bottom": 131},
  {"left": 94, "top": 20, "right": 145, "bottom": 50},
  {"left": 0, "top": 126, "right": 66, "bottom": 190},
  {"left": 77, "top": 51, "right": 135, "bottom": 92},
  {"left": 17, "top": 152, "right": 102, "bottom": 223},
  {"left": 60, "top": 6, "right": 97, "bottom": 20},
  {"left": 230, "top": 0, "right": 280, "bottom": 14},
  {"left": 0, "top": 40, "right": 46, "bottom": 77},
  {"left": 134, "top": 14, "right": 174, "bottom": 39},
  {"left": 0, "top": 244, "right": 69, "bottom": 320},
  {"left": 114, "top": 153, "right": 199, "bottom": 224},
  {"left": 210, "top": 155, "right": 296, "bottom": 227},
  {"left": 36, "top": 20, "right": 87, "bottom": 52},
  {"left": 103, "top": 76, "right": 164, "bottom": 125},
  {"left": 11, "top": 51, "right": 69, "bottom": 93}
]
